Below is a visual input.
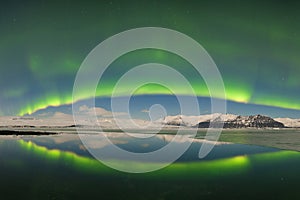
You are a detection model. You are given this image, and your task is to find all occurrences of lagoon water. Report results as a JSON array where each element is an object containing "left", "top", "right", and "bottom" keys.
[{"left": 0, "top": 132, "right": 299, "bottom": 200}]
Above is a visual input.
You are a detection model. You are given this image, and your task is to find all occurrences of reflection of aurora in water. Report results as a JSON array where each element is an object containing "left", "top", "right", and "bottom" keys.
[
  {"left": 18, "top": 140, "right": 110, "bottom": 174},
  {"left": 17, "top": 139, "right": 300, "bottom": 177},
  {"left": 0, "top": 137, "right": 299, "bottom": 199}
]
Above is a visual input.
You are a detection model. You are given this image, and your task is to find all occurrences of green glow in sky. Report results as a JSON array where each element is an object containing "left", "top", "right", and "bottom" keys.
[{"left": 0, "top": 1, "right": 300, "bottom": 116}]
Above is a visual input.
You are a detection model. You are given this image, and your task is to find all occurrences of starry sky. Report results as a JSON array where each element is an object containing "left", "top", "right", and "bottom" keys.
[{"left": 1, "top": 0, "right": 300, "bottom": 117}]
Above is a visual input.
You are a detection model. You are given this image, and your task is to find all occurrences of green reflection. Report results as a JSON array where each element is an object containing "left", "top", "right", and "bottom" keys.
[
  {"left": 156, "top": 155, "right": 251, "bottom": 179},
  {"left": 18, "top": 140, "right": 110, "bottom": 174},
  {"left": 251, "top": 150, "right": 300, "bottom": 162},
  {"left": 17, "top": 139, "right": 300, "bottom": 177},
  {"left": 18, "top": 139, "right": 251, "bottom": 176}
]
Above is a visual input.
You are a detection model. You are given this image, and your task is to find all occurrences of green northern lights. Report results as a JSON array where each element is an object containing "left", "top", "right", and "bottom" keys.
[
  {"left": 0, "top": 136, "right": 299, "bottom": 199},
  {"left": 16, "top": 139, "right": 300, "bottom": 178},
  {"left": 18, "top": 139, "right": 111, "bottom": 174},
  {"left": 1, "top": 0, "right": 300, "bottom": 116},
  {"left": 18, "top": 139, "right": 251, "bottom": 176}
]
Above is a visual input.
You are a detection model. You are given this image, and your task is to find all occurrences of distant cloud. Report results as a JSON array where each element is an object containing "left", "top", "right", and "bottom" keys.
[
  {"left": 79, "top": 105, "right": 112, "bottom": 117},
  {"left": 78, "top": 105, "right": 127, "bottom": 118}
]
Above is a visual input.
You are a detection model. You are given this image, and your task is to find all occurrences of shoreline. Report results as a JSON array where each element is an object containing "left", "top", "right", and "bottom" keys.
[
  {"left": 0, "top": 130, "right": 59, "bottom": 136},
  {"left": 0, "top": 127, "right": 299, "bottom": 152}
]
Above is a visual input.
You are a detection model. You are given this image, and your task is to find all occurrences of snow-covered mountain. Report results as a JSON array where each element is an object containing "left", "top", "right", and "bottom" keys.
[
  {"left": 161, "top": 113, "right": 237, "bottom": 127},
  {"left": 196, "top": 114, "right": 284, "bottom": 128},
  {"left": 274, "top": 118, "right": 300, "bottom": 128},
  {"left": 162, "top": 114, "right": 296, "bottom": 128},
  {"left": 1, "top": 111, "right": 299, "bottom": 129}
]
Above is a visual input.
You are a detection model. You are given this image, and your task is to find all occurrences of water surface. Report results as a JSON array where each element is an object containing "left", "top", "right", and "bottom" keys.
[{"left": 0, "top": 132, "right": 299, "bottom": 200}]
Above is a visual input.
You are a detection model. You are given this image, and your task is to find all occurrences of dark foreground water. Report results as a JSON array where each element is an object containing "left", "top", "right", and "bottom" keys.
[{"left": 0, "top": 133, "right": 299, "bottom": 200}]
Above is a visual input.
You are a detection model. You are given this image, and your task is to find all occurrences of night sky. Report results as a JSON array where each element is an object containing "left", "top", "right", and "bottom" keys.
[{"left": 1, "top": 0, "right": 300, "bottom": 117}]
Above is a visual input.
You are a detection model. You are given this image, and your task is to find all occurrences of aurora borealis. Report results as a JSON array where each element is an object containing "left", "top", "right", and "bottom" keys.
[
  {"left": 1, "top": 0, "right": 300, "bottom": 116},
  {"left": 14, "top": 139, "right": 300, "bottom": 177}
]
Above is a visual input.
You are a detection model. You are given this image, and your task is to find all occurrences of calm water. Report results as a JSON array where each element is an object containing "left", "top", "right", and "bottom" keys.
[{"left": 0, "top": 133, "right": 299, "bottom": 200}]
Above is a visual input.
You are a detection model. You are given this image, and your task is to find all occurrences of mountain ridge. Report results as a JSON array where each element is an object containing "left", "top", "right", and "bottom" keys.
[
  {"left": 162, "top": 114, "right": 300, "bottom": 128},
  {"left": 0, "top": 113, "right": 299, "bottom": 129},
  {"left": 196, "top": 114, "right": 284, "bottom": 128}
]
